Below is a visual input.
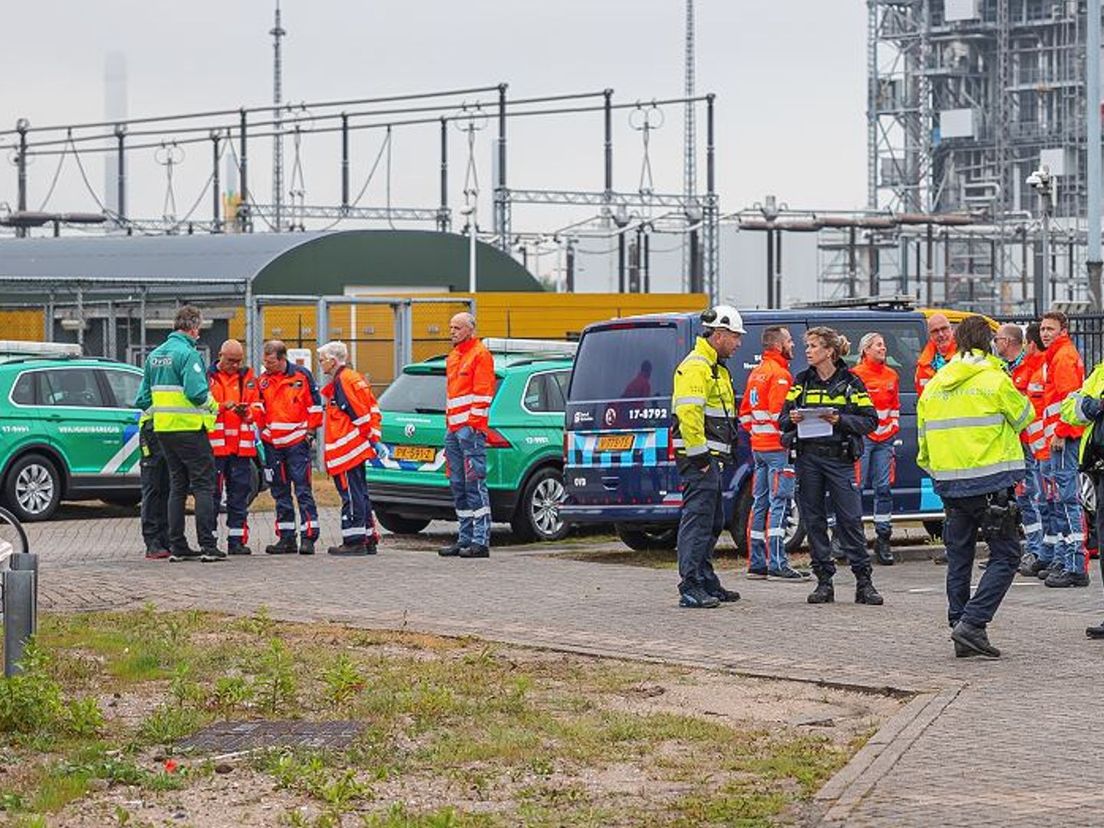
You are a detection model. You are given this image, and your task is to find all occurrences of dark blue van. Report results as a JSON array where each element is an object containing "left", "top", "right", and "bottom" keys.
[{"left": 560, "top": 307, "right": 948, "bottom": 551}]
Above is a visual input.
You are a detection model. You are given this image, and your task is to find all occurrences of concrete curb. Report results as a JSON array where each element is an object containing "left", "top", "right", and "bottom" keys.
[{"left": 814, "top": 684, "right": 962, "bottom": 824}]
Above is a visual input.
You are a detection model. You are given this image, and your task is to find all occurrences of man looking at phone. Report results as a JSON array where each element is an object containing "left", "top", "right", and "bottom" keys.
[{"left": 208, "top": 339, "right": 260, "bottom": 555}]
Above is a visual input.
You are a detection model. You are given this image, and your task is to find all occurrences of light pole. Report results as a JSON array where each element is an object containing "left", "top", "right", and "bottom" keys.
[
  {"left": 1026, "top": 165, "right": 1054, "bottom": 316},
  {"left": 755, "top": 195, "right": 783, "bottom": 308}
]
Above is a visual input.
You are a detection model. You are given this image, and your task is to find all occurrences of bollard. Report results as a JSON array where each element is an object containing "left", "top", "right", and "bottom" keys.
[
  {"left": 3, "top": 569, "right": 37, "bottom": 678},
  {"left": 9, "top": 553, "right": 38, "bottom": 609}
]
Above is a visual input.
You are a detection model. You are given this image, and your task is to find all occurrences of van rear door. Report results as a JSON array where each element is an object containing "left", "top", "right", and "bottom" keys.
[{"left": 562, "top": 319, "right": 688, "bottom": 523}]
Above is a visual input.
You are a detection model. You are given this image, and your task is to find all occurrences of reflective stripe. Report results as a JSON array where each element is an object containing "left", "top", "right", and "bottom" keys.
[
  {"left": 341, "top": 526, "right": 367, "bottom": 537},
  {"left": 873, "top": 512, "right": 893, "bottom": 523},
  {"left": 767, "top": 528, "right": 785, "bottom": 537},
  {"left": 749, "top": 530, "right": 766, "bottom": 541},
  {"left": 325, "top": 430, "right": 362, "bottom": 451},
  {"left": 448, "top": 412, "right": 470, "bottom": 425},
  {"left": 924, "top": 414, "right": 1004, "bottom": 431},
  {"left": 1044, "top": 402, "right": 1062, "bottom": 418},
  {"left": 1022, "top": 521, "right": 1042, "bottom": 535},
  {"left": 469, "top": 407, "right": 489, "bottom": 417},
  {"left": 706, "top": 439, "right": 730, "bottom": 453},
  {"left": 472, "top": 506, "right": 491, "bottom": 518},
  {"left": 704, "top": 406, "right": 728, "bottom": 417},
  {"left": 152, "top": 384, "right": 185, "bottom": 392},
  {"left": 228, "top": 528, "right": 246, "bottom": 537},
  {"left": 472, "top": 395, "right": 493, "bottom": 404},
  {"left": 750, "top": 410, "right": 775, "bottom": 422},
  {"left": 929, "top": 458, "right": 1025, "bottom": 480},
  {"left": 353, "top": 413, "right": 373, "bottom": 426},
  {"left": 276, "top": 522, "right": 296, "bottom": 529},
  {"left": 751, "top": 424, "right": 780, "bottom": 434},
  {"left": 272, "top": 429, "right": 307, "bottom": 446},
  {"left": 685, "top": 444, "right": 708, "bottom": 456},
  {"left": 739, "top": 414, "right": 753, "bottom": 426},
  {"left": 151, "top": 405, "right": 210, "bottom": 415},
  {"left": 1068, "top": 532, "right": 1086, "bottom": 543},
  {"left": 447, "top": 394, "right": 474, "bottom": 407},
  {"left": 674, "top": 395, "right": 706, "bottom": 407},
  {"left": 1043, "top": 534, "right": 1059, "bottom": 544},
  {"left": 268, "top": 420, "right": 307, "bottom": 430},
  {"left": 308, "top": 406, "right": 323, "bottom": 414},
  {"left": 326, "top": 440, "right": 373, "bottom": 470},
  {"left": 671, "top": 438, "right": 685, "bottom": 447},
  {"left": 208, "top": 439, "right": 227, "bottom": 447}
]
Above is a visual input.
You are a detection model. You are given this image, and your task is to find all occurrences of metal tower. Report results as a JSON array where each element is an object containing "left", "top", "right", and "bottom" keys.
[
  {"left": 270, "top": 0, "right": 286, "bottom": 232},
  {"left": 682, "top": 0, "right": 697, "bottom": 287}
]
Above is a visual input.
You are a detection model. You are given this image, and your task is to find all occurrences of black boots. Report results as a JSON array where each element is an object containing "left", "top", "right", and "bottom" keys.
[
  {"left": 265, "top": 536, "right": 298, "bottom": 555},
  {"left": 951, "top": 620, "right": 1000, "bottom": 658},
  {"left": 855, "top": 574, "right": 884, "bottom": 605},
  {"left": 874, "top": 536, "right": 894, "bottom": 566},
  {"left": 807, "top": 579, "right": 835, "bottom": 604}
]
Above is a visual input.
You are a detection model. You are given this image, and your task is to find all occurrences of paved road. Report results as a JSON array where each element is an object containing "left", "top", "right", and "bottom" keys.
[{"left": 19, "top": 507, "right": 1104, "bottom": 826}]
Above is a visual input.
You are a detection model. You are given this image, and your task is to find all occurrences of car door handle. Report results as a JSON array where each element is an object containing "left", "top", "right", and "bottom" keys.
[
  {"left": 45, "top": 412, "right": 62, "bottom": 421},
  {"left": 601, "top": 476, "right": 619, "bottom": 490}
]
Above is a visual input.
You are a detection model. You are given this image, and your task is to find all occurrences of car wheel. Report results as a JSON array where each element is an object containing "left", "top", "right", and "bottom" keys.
[
  {"left": 4, "top": 453, "right": 62, "bottom": 522},
  {"left": 615, "top": 524, "right": 678, "bottom": 551},
  {"left": 730, "top": 483, "right": 805, "bottom": 554},
  {"left": 374, "top": 510, "right": 432, "bottom": 535},
  {"left": 511, "top": 466, "right": 568, "bottom": 542}
]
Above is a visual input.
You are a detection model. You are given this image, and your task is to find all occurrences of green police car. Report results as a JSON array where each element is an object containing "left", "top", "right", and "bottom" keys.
[
  {"left": 0, "top": 342, "right": 145, "bottom": 521},
  {"left": 368, "top": 340, "right": 574, "bottom": 542}
]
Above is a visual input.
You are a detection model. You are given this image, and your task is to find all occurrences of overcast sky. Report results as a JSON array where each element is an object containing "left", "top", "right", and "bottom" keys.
[{"left": 0, "top": 1, "right": 868, "bottom": 236}]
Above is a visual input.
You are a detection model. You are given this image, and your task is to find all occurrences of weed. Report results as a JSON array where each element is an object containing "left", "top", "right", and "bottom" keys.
[
  {"left": 257, "top": 639, "right": 297, "bottom": 713},
  {"left": 0, "top": 643, "right": 64, "bottom": 738},
  {"left": 169, "top": 663, "right": 202, "bottom": 707},
  {"left": 64, "top": 696, "right": 105, "bottom": 737},
  {"left": 237, "top": 605, "right": 275, "bottom": 637},
  {"left": 0, "top": 791, "right": 25, "bottom": 811},
  {"left": 138, "top": 704, "right": 200, "bottom": 747},
  {"left": 209, "top": 675, "right": 254, "bottom": 715},
  {"left": 321, "top": 654, "right": 366, "bottom": 707}
]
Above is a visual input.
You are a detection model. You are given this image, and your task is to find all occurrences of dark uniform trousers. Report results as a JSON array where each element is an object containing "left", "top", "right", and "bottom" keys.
[
  {"left": 157, "top": 428, "right": 217, "bottom": 552},
  {"left": 268, "top": 440, "right": 319, "bottom": 541},
  {"left": 139, "top": 422, "right": 170, "bottom": 551},
  {"left": 676, "top": 458, "right": 725, "bottom": 596},
  {"left": 797, "top": 449, "right": 871, "bottom": 579},
  {"left": 944, "top": 492, "right": 1021, "bottom": 628},
  {"left": 214, "top": 455, "right": 252, "bottom": 545},
  {"left": 334, "top": 462, "right": 375, "bottom": 546}
]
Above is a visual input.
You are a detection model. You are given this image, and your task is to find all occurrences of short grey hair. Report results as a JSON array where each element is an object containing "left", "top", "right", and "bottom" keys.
[
  {"left": 317, "top": 340, "right": 348, "bottom": 364},
  {"left": 998, "top": 323, "right": 1023, "bottom": 346}
]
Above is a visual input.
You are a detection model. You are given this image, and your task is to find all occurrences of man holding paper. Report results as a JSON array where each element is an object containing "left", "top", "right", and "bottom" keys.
[{"left": 781, "top": 327, "right": 882, "bottom": 606}]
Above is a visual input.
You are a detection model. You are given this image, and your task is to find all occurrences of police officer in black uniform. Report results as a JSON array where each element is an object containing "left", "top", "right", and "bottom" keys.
[{"left": 781, "top": 326, "right": 883, "bottom": 605}]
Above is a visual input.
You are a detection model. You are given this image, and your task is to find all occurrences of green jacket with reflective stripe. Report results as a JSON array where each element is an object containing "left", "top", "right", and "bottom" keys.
[
  {"left": 671, "top": 336, "right": 737, "bottom": 462},
  {"left": 917, "top": 350, "right": 1033, "bottom": 498},
  {"left": 134, "top": 331, "right": 218, "bottom": 433}
]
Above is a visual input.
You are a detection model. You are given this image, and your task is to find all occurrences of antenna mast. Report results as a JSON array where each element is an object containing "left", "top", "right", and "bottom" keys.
[
  {"left": 682, "top": 0, "right": 697, "bottom": 289},
  {"left": 271, "top": 0, "right": 286, "bottom": 231}
]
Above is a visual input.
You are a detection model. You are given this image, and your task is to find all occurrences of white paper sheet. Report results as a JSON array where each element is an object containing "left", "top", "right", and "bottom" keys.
[{"left": 795, "top": 407, "right": 834, "bottom": 439}]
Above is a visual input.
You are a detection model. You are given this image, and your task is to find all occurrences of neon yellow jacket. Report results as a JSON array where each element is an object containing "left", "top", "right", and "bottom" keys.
[
  {"left": 672, "top": 336, "right": 737, "bottom": 462},
  {"left": 917, "top": 350, "right": 1033, "bottom": 497},
  {"left": 1059, "top": 361, "right": 1104, "bottom": 466},
  {"left": 133, "top": 331, "right": 218, "bottom": 433}
]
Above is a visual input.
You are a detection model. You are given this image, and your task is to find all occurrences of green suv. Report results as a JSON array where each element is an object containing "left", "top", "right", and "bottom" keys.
[
  {"left": 0, "top": 349, "right": 145, "bottom": 521},
  {"left": 368, "top": 342, "right": 574, "bottom": 542}
]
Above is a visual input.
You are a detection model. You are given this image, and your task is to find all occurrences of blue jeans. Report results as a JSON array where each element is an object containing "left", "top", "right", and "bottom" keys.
[
  {"left": 444, "top": 426, "right": 490, "bottom": 547},
  {"left": 944, "top": 493, "right": 1021, "bottom": 627},
  {"left": 749, "top": 450, "right": 794, "bottom": 571},
  {"left": 676, "top": 458, "right": 725, "bottom": 595},
  {"left": 1044, "top": 442, "right": 1084, "bottom": 573},
  {"left": 267, "top": 440, "right": 319, "bottom": 541},
  {"left": 860, "top": 438, "right": 894, "bottom": 539},
  {"left": 1014, "top": 449, "right": 1043, "bottom": 559}
]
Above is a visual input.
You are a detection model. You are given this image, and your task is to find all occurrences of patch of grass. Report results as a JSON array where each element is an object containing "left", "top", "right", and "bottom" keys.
[
  {"left": 137, "top": 704, "right": 201, "bottom": 747},
  {"left": 360, "top": 802, "right": 497, "bottom": 827}
]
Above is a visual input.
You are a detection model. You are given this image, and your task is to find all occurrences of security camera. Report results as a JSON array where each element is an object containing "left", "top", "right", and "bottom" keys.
[{"left": 1025, "top": 171, "right": 1042, "bottom": 187}]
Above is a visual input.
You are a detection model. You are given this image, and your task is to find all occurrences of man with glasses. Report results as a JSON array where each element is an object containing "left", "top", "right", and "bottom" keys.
[{"left": 915, "top": 314, "right": 957, "bottom": 395}]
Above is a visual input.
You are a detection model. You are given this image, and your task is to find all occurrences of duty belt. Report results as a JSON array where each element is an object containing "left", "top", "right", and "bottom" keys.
[{"left": 799, "top": 442, "right": 846, "bottom": 459}]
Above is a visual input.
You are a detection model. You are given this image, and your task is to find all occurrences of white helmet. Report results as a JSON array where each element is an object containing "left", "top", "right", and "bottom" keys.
[{"left": 701, "top": 304, "right": 746, "bottom": 335}]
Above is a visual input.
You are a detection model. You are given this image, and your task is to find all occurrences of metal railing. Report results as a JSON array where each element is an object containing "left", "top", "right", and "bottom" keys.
[{"left": 1003, "top": 314, "right": 1104, "bottom": 369}]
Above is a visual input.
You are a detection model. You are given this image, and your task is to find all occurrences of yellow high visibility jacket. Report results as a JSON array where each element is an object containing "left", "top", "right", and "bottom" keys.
[
  {"left": 917, "top": 350, "right": 1033, "bottom": 497},
  {"left": 133, "top": 331, "right": 218, "bottom": 433},
  {"left": 672, "top": 336, "right": 737, "bottom": 462},
  {"left": 1059, "top": 361, "right": 1104, "bottom": 466}
]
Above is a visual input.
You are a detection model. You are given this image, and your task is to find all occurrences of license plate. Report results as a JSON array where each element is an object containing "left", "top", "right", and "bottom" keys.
[
  {"left": 393, "top": 445, "right": 437, "bottom": 462},
  {"left": 596, "top": 434, "right": 634, "bottom": 452}
]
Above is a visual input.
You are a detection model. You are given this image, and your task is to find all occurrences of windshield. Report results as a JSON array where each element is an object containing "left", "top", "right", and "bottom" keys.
[
  {"left": 377, "top": 371, "right": 447, "bottom": 414},
  {"left": 569, "top": 323, "right": 683, "bottom": 402}
]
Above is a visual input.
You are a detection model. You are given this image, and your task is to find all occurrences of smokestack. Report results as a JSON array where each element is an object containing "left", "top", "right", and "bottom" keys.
[{"left": 104, "top": 52, "right": 128, "bottom": 219}]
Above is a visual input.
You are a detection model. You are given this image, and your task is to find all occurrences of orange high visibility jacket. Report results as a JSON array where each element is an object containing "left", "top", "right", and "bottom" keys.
[
  {"left": 914, "top": 337, "right": 957, "bottom": 395},
  {"left": 851, "top": 357, "right": 900, "bottom": 443},
  {"left": 1010, "top": 351, "right": 1047, "bottom": 457},
  {"left": 738, "top": 349, "right": 791, "bottom": 452},
  {"left": 321, "top": 365, "right": 382, "bottom": 475},
  {"left": 207, "top": 366, "right": 260, "bottom": 457},
  {"left": 445, "top": 337, "right": 495, "bottom": 433},
  {"left": 1042, "top": 333, "right": 1085, "bottom": 442},
  {"left": 254, "top": 363, "right": 323, "bottom": 449}
]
